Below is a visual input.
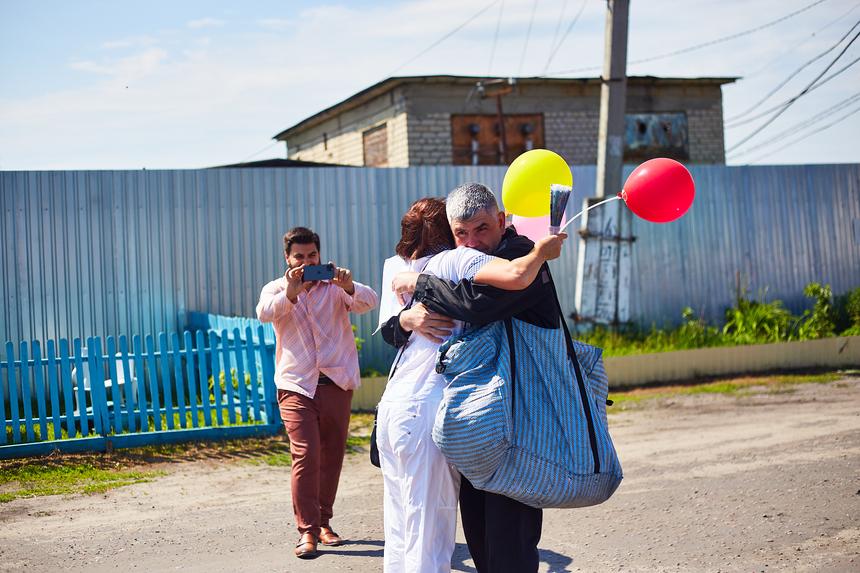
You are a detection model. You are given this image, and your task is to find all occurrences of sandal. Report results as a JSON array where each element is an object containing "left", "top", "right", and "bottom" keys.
[
  {"left": 294, "top": 533, "right": 318, "bottom": 559},
  {"left": 319, "top": 526, "right": 343, "bottom": 547}
]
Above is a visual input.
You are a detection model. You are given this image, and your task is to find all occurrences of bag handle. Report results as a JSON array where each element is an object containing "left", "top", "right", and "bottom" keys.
[{"left": 503, "top": 317, "right": 516, "bottom": 444}]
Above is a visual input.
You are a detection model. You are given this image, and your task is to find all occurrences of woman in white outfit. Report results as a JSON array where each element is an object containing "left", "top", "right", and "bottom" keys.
[{"left": 376, "top": 198, "right": 565, "bottom": 573}]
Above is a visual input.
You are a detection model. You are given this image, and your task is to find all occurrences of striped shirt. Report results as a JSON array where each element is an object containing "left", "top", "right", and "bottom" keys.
[{"left": 256, "top": 278, "right": 378, "bottom": 398}]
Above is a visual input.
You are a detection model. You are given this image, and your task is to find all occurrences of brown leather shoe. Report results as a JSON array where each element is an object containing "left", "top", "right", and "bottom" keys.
[
  {"left": 319, "top": 526, "right": 343, "bottom": 547},
  {"left": 294, "top": 533, "right": 318, "bottom": 559}
]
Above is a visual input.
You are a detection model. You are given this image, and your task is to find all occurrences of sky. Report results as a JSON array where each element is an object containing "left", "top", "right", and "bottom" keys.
[{"left": 1, "top": 0, "right": 858, "bottom": 170}]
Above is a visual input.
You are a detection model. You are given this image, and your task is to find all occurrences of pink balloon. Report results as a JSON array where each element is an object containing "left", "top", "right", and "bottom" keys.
[
  {"left": 621, "top": 158, "right": 695, "bottom": 223},
  {"left": 511, "top": 213, "right": 567, "bottom": 243}
]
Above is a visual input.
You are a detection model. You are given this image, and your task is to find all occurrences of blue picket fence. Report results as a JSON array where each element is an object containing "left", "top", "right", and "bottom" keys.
[{"left": 0, "top": 325, "right": 280, "bottom": 459}]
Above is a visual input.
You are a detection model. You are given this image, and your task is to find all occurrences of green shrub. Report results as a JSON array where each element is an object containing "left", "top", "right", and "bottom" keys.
[
  {"left": 797, "top": 282, "right": 835, "bottom": 339},
  {"left": 834, "top": 287, "right": 860, "bottom": 335},
  {"left": 722, "top": 290, "right": 798, "bottom": 345}
]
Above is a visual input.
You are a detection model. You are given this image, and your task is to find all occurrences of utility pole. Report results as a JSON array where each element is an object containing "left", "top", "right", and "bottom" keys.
[
  {"left": 574, "top": 0, "right": 632, "bottom": 327},
  {"left": 596, "top": 0, "right": 629, "bottom": 199}
]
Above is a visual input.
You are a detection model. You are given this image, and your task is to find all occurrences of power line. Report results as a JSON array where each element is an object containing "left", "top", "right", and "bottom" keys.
[
  {"left": 726, "top": 17, "right": 860, "bottom": 122},
  {"left": 725, "top": 53, "right": 860, "bottom": 128},
  {"left": 239, "top": 140, "right": 282, "bottom": 164},
  {"left": 630, "top": 0, "right": 831, "bottom": 67},
  {"left": 546, "top": 0, "right": 571, "bottom": 67},
  {"left": 743, "top": 101, "right": 860, "bottom": 163},
  {"left": 518, "top": 0, "right": 539, "bottom": 76},
  {"left": 726, "top": 28, "right": 860, "bottom": 153},
  {"left": 545, "top": 0, "right": 831, "bottom": 75},
  {"left": 388, "top": 0, "right": 500, "bottom": 76},
  {"left": 742, "top": 1, "right": 860, "bottom": 80},
  {"left": 487, "top": 0, "right": 505, "bottom": 75},
  {"left": 542, "top": 0, "right": 589, "bottom": 75},
  {"left": 728, "top": 89, "right": 860, "bottom": 158}
]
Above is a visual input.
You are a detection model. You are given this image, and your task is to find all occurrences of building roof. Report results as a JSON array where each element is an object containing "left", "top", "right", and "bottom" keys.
[
  {"left": 273, "top": 74, "right": 739, "bottom": 141},
  {"left": 210, "top": 158, "right": 351, "bottom": 169}
]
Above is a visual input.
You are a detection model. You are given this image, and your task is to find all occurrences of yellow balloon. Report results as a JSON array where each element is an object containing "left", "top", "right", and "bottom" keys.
[{"left": 502, "top": 149, "right": 573, "bottom": 217}]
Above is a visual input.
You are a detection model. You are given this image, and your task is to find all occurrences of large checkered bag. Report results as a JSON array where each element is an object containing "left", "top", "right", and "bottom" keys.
[{"left": 432, "top": 311, "right": 622, "bottom": 509}]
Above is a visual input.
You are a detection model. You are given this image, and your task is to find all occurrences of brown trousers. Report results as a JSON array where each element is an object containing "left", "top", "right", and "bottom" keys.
[{"left": 277, "top": 385, "right": 353, "bottom": 537}]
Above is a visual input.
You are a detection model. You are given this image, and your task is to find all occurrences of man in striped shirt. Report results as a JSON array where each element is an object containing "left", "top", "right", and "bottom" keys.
[{"left": 256, "top": 227, "right": 378, "bottom": 560}]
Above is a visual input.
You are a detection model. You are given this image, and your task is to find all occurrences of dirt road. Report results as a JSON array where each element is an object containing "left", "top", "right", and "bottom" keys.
[{"left": 2, "top": 377, "right": 859, "bottom": 572}]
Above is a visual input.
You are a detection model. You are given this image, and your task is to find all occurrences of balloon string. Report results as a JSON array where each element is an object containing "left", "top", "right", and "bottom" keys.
[{"left": 557, "top": 195, "right": 621, "bottom": 234}]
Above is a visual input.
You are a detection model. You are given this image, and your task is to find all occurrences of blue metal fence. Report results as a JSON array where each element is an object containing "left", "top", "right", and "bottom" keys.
[
  {"left": 2, "top": 165, "right": 859, "bottom": 372},
  {"left": 0, "top": 326, "right": 279, "bottom": 459}
]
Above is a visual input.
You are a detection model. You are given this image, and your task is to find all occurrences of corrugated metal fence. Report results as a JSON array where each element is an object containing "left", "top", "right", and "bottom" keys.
[{"left": 2, "top": 164, "right": 859, "bottom": 371}]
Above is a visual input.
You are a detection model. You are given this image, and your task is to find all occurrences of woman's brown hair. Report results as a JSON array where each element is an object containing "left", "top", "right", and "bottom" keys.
[{"left": 395, "top": 197, "right": 454, "bottom": 260}]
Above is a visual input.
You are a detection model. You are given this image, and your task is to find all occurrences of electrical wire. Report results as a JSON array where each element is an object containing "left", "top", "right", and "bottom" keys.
[
  {"left": 726, "top": 17, "right": 860, "bottom": 122},
  {"left": 542, "top": 0, "right": 589, "bottom": 74},
  {"left": 487, "top": 0, "right": 506, "bottom": 75},
  {"left": 239, "top": 140, "right": 282, "bottom": 164},
  {"left": 742, "top": 1, "right": 860, "bottom": 80},
  {"left": 726, "top": 28, "right": 860, "bottom": 152},
  {"left": 387, "top": 0, "right": 501, "bottom": 76},
  {"left": 546, "top": 0, "right": 571, "bottom": 67},
  {"left": 728, "top": 89, "right": 860, "bottom": 158},
  {"left": 544, "top": 0, "right": 832, "bottom": 76},
  {"left": 725, "top": 53, "right": 860, "bottom": 128},
  {"left": 743, "top": 101, "right": 860, "bottom": 163},
  {"left": 518, "top": 0, "right": 540, "bottom": 76}
]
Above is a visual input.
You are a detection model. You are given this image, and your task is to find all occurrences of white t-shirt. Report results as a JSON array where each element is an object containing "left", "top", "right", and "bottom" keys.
[{"left": 380, "top": 246, "right": 494, "bottom": 403}]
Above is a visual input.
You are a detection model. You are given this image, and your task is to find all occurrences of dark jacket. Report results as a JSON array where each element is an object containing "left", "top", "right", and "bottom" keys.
[{"left": 380, "top": 227, "right": 559, "bottom": 348}]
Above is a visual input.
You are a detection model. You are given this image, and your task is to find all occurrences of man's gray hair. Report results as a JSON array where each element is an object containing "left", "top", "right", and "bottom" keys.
[{"left": 446, "top": 182, "right": 499, "bottom": 222}]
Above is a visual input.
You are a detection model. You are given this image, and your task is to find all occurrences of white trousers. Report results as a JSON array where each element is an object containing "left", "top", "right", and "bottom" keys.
[{"left": 377, "top": 397, "right": 460, "bottom": 573}]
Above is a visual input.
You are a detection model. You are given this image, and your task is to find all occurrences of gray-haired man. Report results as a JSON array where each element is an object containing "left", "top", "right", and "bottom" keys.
[{"left": 385, "top": 183, "right": 563, "bottom": 573}]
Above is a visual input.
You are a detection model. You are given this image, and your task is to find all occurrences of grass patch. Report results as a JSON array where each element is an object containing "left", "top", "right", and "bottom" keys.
[{"left": 0, "top": 463, "right": 163, "bottom": 503}]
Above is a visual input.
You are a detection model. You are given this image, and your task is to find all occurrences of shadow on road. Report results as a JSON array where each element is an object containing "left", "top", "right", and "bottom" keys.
[{"left": 320, "top": 538, "right": 384, "bottom": 558}]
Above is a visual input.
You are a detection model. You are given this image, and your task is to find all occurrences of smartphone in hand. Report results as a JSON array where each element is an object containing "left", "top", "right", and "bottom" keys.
[{"left": 303, "top": 263, "right": 335, "bottom": 281}]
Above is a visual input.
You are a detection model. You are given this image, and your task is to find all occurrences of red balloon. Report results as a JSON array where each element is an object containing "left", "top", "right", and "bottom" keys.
[{"left": 620, "top": 158, "right": 695, "bottom": 223}]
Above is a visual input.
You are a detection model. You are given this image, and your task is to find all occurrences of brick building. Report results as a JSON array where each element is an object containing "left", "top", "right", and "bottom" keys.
[{"left": 274, "top": 75, "right": 736, "bottom": 167}]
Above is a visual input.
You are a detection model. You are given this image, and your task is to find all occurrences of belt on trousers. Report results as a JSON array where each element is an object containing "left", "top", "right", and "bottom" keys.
[{"left": 317, "top": 374, "right": 334, "bottom": 385}]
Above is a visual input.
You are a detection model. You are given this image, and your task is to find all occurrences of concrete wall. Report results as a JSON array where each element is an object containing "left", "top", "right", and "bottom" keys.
[
  {"left": 350, "top": 336, "right": 860, "bottom": 410},
  {"left": 606, "top": 336, "right": 860, "bottom": 388}
]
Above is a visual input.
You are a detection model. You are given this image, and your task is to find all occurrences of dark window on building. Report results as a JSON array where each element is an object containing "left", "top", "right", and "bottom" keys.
[
  {"left": 451, "top": 114, "right": 545, "bottom": 165},
  {"left": 624, "top": 112, "right": 689, "bottom": 161},
  {"left": 363, "top": 124, "right": 388, "bottom": 167}
]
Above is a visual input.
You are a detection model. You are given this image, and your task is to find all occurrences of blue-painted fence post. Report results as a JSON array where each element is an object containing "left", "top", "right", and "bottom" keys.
[
  {"left": 209, "top": 331, "right": 223, "bottom": 426},
  {"left": 58, "top": 339, "right": 75, "bottom": 438},
  {"left": 119, "top": 336, "right": 136, "bottom": 433},
  {"left": 232, "top": 328, "right": 249, "bottom": 424},
  {"left": 183, "top": 331, "right": 199, "bottom": 428},
  {"left": 132, "top": 335, "right": 148, "bottom": 432},
  {"left": 1, "top": 342, "right": 11, "bottom": 445},
  {"left": 19, "top": 342, "right": 34, "bottom": 442},
  {"left": 220, "top": 330, "right": 236, "bottom": 425},
  {"left": 46, "top": 340, "right": 62, "bottom": 440},
  {"left": 32, "top": 341, "right": 48, "bottom": 440},
  {"left": 72, "top": 338, "right": 89, "bottom": 437},
  {"left": 170, "top": 332, "right": 187, "bottom": 429},
  {"left": 106, "top": 336, "right": 121, "bottom": 433},
  {"left": 244, "top": 326, "right": 262, "bottom": 422},
  {"left": 144, "top": 335, "right": 162, "bottom": 431},
  {"left": 87, "top": 339, "right": 108, "bottom": 437},
  {"left": 158, "top": 332, "right": 175, "bottom": 431},
  {"left": 258, "top": 325, "right": 279, "bottom": 427},
  {"left": 196, "top": 331, "right": 212, "bottom": 427}
]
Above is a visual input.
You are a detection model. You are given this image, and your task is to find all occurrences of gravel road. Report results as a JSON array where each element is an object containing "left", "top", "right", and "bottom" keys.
[{"left": 2, "top": 376, "right": 858, "bottom": 572}]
